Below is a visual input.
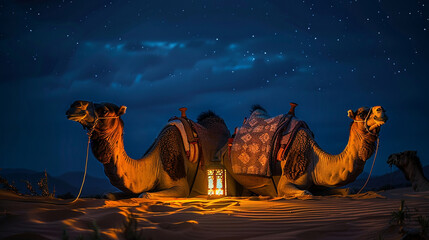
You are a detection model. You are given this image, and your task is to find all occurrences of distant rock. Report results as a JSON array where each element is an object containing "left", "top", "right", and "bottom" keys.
[
  {"left": 0, "top": 168, "right": 117, "bottom": 197},
  {"left": 2, "top": 165, "right": 427, "bottom": 197},
  {"left": 345, "top": 165, "right": 429, "bottom": 192},
  {"left": 57, "top": 171, "right": 118, "bottom": 197}
]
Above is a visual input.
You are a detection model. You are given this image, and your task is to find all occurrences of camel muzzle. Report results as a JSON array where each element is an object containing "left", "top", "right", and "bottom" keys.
[
  {"left": 387, "top": 154, "right": 397, "bottom": 167},
  {"left": 374, "top": 115, "right": 388, "bottom": 122},
  {"left": 66, "top": 113, "right": 86, "bottom": 121},
  {"left": 66, "top": 108, "right": 87, "bottom": 121},
  {"left": 368, "top": 114, "right": 388, "bottom": 131}
]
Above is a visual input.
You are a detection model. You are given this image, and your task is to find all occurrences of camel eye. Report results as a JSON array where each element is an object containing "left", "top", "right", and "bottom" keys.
[{"left": 98, "top": 107, "right": 109, "bottom": 115}]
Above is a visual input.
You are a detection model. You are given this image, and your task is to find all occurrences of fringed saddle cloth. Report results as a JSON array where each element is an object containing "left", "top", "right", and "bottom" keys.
[
  {"left": 168, "top": 118, "right": 200, "bottom": 164},
  {"left": 230, "top": 110, "right": 312, "bottom": 177}
]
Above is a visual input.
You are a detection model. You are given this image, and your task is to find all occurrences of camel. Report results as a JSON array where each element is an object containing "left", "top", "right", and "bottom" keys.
[
  {"left": 222, "top": 105, "right": 388, "bottom": 197},
  {"left": 387, "top": 151, "right": 429, "bottom": 192},
  {"left": 66, "top": 100, "right": 233, "bottom": 198}
]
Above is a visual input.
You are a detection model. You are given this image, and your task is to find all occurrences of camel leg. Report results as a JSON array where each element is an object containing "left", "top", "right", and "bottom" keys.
[
  {"left": 277, "top": 175, "right": 312, "bottom": 198},
  {"left": 104, "top": 192, "right": 140, "bottom": 200},
  {"left": 308, "top": 186, "right": 350, "bottom": 196},
  {"left": 140, "top": 178, "right": 190, "bottom": 198},
  {"left": 222, "top": 149, "right": 277, "bottom": 197}
]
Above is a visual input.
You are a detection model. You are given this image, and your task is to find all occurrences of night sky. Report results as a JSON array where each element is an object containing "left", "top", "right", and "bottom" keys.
[{"left": 1, "top": 0, "right": 428, "bottom": 179}]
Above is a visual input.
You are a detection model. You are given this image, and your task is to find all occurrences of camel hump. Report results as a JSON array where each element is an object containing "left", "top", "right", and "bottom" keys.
[
  {"left": 197, "top": 110, "right": 226, "bottom": 128},
  {"left": 197, "top": 110, "right": 218, "bottom": 122},
  {"left": 250, "top": 104, "right": 268, "bottom": 115}
]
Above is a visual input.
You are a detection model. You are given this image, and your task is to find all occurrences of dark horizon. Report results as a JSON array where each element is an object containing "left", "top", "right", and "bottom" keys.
[{"left": 1, "top": 0, "right": 428, "bottom": 179}]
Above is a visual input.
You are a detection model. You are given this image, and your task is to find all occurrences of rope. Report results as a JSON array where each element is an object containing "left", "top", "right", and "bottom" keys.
[
  {"left": 1, "top": 136, "right": 91, "bottom": 206},
  {"left": 70, "top": 112, "right": 118, "bottom": 203},
  {"left": 2, "top": 105, "right": 120, "bottom": 205},
  {"left": 357, "top": 137, "right": 379, "bottom": 194},
  {"left": 70, "top": 131, "right": 92, "bottom": 203},
  {"left": 353, "top": 107, "right": 378, "bottom": 136}
]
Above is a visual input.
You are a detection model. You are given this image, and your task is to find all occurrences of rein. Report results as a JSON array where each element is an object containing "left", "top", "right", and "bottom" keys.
[
  {"left": 353, "top": 107, "right": 378, "bottom": 137},
  {"left": 356, "top": 138, "right": 379, "bottom": 194},
  {"left": 3, "top": 103, "right": 119, "bottom": 205},
  {"left": 3, "top": 104, "right": 119, "bottom": 205},
  {"left": 71, "top": 104, "right": 119, "bottom": 203},
  {"left": 353, "top": 107, "right": 380, "bottom": 194}
]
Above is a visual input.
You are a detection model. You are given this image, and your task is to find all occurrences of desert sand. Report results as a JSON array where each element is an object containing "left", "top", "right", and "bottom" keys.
[{"left": 0, "top": 188, "right": 428, "bottom": 240}]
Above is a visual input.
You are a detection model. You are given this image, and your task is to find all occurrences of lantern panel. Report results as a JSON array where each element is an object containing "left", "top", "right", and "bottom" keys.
[
  {"left": 207, "top": 168, "right": 226, "bottom": 197},
  {"left": 208, "top": 170, "right": 215, "bottom": 196}
]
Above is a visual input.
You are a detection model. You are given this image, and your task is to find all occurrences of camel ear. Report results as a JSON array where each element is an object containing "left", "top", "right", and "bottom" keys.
[
  {"left": 118, "top": 106, "right": 127, "bottom": 116},
  {"left": 347, "top": 110, "right": 356, "bottom": 120},
  {"left": 81, "top": 101, "right": 89, "bottom": 110}
]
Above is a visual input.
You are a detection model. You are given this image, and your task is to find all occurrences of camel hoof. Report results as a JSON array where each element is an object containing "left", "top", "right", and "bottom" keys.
[
  {"left": 302, "top": 190, "right": 312, "bottom": 196},
  {"left": 292, "top": 190, "right": 313, "bottom": 199},
  {"left": 279, "top": 190, "right": 313, "bottom": 199},
  {"left": 139, "top": 192, "right": 151, "bottom": 199},
  {"left": 103, "top": 192, "right": 139, "bottom": 200},
  {"left": 103, "top": 193, "right": 118, "bottom": 200}
]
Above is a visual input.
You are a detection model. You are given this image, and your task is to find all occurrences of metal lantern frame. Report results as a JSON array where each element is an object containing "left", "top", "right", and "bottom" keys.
[{"left": 206, "top": 158, "right": 227, "bottom": 198}]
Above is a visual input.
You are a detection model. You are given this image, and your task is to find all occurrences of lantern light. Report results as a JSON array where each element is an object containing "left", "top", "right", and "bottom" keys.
[{"left": 207, "top": 159, "right": 227, "bottom": 198}]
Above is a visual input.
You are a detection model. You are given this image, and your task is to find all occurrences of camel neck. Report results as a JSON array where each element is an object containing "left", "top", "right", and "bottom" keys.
[
  {"left": 311, "top": 122, "right": 377, "bottom": 187},
  {"left": 90, "top": 119, "right": 159, "bottom": 194},
  {"left": 406, "top": 165, "right": 419, "bottom": 182}
]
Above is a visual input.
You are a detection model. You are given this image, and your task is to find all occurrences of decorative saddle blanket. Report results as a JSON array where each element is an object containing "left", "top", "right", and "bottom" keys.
[
  {"left": 168, "top": 119, "right": 199, "bottom": 164},
  {"left": 230, "top": 110, "right": 311, "bottom": 177}
]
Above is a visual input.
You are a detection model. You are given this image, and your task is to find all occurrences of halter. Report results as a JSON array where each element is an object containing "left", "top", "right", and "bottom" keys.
[
  {"left": 85, "top": 102, "right": 120, "bottom": 136},
  {"left": 71, "top": 102, "right": 119, "bottom": 203},
  {"left": 9, "top": 103, "right": 120, "bottom": 205},
  {"left": 353, "top": 107, "right": 378, "bottom": 136},
  {"left": 352, "top": 107, "right": 380, "bottom": 194}
]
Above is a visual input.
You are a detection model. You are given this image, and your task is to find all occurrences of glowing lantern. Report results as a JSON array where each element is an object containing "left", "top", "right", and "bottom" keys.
[{"left": 207, "top": 160, "right": 227, "bottom": 198}]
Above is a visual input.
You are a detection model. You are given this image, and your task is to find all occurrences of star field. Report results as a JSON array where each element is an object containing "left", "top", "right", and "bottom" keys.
[{"left": 0, "top": 0, "right": 428, "bottom": 177}]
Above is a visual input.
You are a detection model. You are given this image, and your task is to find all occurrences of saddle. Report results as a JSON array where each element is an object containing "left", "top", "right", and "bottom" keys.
[
  {"left": 230, "top": 103, "right": 313, "bottom": 177},
  {"left": 168, "top": 107, "right": 200, "bottom": 164}
]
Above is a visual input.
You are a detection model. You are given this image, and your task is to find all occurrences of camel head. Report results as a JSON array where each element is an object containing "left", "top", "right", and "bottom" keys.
[
  {"left": 387, "top": 151, "right": 420, "bottom": 174},
  {"left": 66, "top": 100, "right": 127, "bottom": 131},
  {"left": 347, "top": 106, "right": 388, "bottom": 135},
  {"left": 387, "top": 151, "right": 429, "bottom": 191}
]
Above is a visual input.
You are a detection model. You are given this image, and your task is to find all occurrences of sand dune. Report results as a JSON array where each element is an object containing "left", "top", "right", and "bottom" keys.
[{"left": 1, "top": 188, "right": 428, "bottom": 240}]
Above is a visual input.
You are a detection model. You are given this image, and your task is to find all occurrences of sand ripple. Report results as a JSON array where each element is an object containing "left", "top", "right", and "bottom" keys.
[{"left": 1, "top": 188, "right": 428, "bottom": 240}]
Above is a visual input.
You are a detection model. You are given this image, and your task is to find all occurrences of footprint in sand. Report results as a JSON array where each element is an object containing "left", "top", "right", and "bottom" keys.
[
  {"left": 146, "top": 204, "right": 178, "bottom": 213},
  {"left": 158, "top": 220, "right": 198, "bottom": 231},
  {"left": 180, "top": 200, "right": 240, "bottom": 210},
  {"left": 201, "top": 200, "right": 240, "bottom": 210},
  {"left": 31, "top": 209, "right": 84, "bottom": 222},
  {"left": 92, "top": 211, "right": 127, "bottom": 229},
  {"left": 1, "top": 232, "right": 51, "bottom": 240},
  {"left": 66, "top": 210, "right": 126, "bottom": 230}
]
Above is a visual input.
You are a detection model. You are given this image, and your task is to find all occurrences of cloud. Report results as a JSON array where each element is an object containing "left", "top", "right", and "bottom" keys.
[
  {"left": 37, "top": 35, "right": 306, "bottom": 112},
  {"left": 2, "top": 0, "right": 429, "bottom": 177}
]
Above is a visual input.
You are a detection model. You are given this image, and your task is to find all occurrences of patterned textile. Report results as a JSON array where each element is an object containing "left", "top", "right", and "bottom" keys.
[
  {"left": 279, "top": 119, "right": 312, "bottom": 159},
  {"left": 282, "top": 128, "right": 312, "bottom": 181},
  {"left": 168, "top": 120, "right": 199, "bottom": 163},
  {"left": 231, "top": 110, "right": 312, "bottom": 177},
  {"left": 231, "top": 111, "right": 288, "bottom": 176}
]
